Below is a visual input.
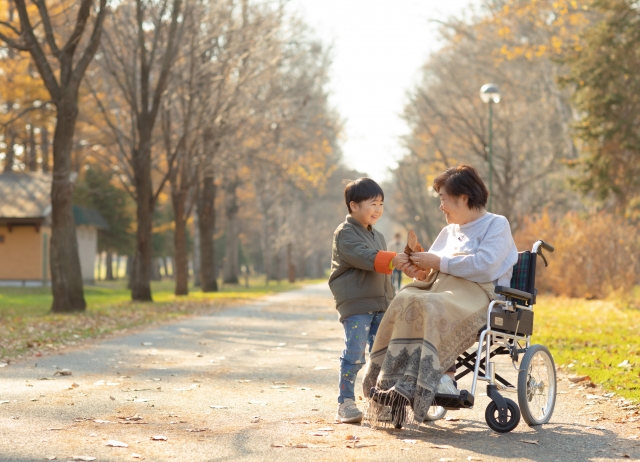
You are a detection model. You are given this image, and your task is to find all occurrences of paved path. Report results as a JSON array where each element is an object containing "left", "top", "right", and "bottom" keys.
[{"left": 0, "top": 284, "right": 639, "bottom": 461}]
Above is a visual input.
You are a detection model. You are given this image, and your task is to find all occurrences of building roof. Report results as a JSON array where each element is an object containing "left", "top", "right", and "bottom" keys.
[
  {"left": 0, "top": 172, "right": 51, "bottom": 219},
  {"left": 0, "top": 172, "right": 108, "bottom": 229}
]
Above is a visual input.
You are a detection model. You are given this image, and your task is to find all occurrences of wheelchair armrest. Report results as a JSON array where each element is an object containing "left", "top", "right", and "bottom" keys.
[{"left": 495, "top": 285, "right": 533, "bottom": 302}]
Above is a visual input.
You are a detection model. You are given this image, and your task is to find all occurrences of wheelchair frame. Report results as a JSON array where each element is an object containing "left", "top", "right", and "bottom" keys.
[{"left": 428, "top": 239, "right": 556, "bottom": 432}]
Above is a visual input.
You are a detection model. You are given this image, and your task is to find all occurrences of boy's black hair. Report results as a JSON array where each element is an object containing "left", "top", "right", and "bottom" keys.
[{"left": 343, "top": 177, "right": 384, "bottom": 213}]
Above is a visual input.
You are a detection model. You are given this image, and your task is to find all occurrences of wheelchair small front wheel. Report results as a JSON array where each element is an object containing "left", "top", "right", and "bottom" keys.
[
  {"left": 423, "top": 404, "right": 447, "bottom": 422},
  {"left": 517, "top": 344, "right": 557, "bottom": 426},
  {"left": 485, "top": 398, "right": 520, "bottom": 433}
]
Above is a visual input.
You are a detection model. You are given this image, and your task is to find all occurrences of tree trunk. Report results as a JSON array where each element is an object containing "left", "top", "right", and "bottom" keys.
[
  {"left": 151, "top": 258, "right": 161, "bottom": 281},
  {"left": 222, "top": 175, "right": 240, "bottom": 284},
  {"left": 198, "top": 174, "right": 218, "bottom": 291},
  {"left": 163, "top": 257, "right": 171, "bottom": 278},
  {"left": 172, "top": 188, "right": 189, "bottom": 296},
  {"left": 106, "top": 251, "right": 114, "bottom": 280},
  {"left": 41, "top": 126, "right": 50, "bottom": 173},
  {"left": 287, "top": 242, "right": 295, "bottom": 283},
  {"left": 27, "top": 124, "right": 38, "bottom": 171},
  {"left": 50, "top": 100, "right": 86, "bottom": 313},
  {"left": 3, "top": 127, "right": 15, "bottom": 173},
  {"left": 131, "top": 137, "right": 154, "bottom": 301}
]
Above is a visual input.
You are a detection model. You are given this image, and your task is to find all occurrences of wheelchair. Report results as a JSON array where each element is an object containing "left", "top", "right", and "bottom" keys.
[{"left": 379, "top": 239, "right": 556, "bottom": 433}]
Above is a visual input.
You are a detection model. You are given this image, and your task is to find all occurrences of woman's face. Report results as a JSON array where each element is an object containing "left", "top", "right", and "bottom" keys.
[{"left": 438, "top": 187, "right": 468, "bottom": 225}]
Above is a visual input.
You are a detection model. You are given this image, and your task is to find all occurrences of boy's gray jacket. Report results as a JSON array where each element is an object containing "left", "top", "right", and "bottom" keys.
[{"left": 328, "top": 216, "right": 394, "bottom": 321}]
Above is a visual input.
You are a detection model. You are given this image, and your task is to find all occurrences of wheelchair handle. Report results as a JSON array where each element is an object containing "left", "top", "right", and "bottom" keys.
[{"left": 532, "top": 240, "right": 554, "bottom": 254}]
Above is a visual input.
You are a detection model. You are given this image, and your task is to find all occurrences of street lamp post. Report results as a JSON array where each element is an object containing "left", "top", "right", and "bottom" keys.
[{"left": 480, "top": 83, "right": 500, "bottom": 212}]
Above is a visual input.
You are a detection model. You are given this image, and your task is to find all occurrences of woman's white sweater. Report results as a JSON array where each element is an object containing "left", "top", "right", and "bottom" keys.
[{"left": 429, "top": 213, "right": 518, "bottom": 287}]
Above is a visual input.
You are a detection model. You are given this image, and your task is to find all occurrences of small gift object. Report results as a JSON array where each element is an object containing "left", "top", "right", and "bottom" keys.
[{"left": 404, "top": 230, "right": 424, "bottom": 255}]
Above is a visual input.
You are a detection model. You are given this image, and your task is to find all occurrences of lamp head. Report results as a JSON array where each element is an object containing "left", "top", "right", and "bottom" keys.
[{"left": 480, "top": 83, "right": 500, "bottom": 104}]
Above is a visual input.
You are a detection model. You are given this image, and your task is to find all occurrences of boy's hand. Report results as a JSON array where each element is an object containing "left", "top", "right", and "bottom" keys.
[
  {"left": 392, "top": 253, "right": 410, "bottom": 270},
  {"left": 404, "top": 264, "right": 427, "bottom": 280}
]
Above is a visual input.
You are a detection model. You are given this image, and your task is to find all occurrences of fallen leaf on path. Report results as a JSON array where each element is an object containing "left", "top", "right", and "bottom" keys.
[
  {"left": 251, "top": 417, "right": 261, "bottom": 424},
  {"left": 71, "top": 457, "right": 96, "bottom": 461},
  {"left": 141, "top": 342, "right": 152, "bottom": 346},
  {"left": 271, "top": 443, "right": 285, "bottom": 448},
  {"left": 53, "top": 369, "right": 72, "bottom": 376},
  {"left": 586, "top": 394, "right": 603, "bottom": 400},
  {"left": 45, "top": 427, "right": 64, "bottom": 431},
  {"left": 297, "top": 387, "right": 312, "bottom": 391},
  {"left": 520, "top": 439, "right": 539, "bottom": 445},
  {"left": 210, "top": 405, "right": 230, "bottom": 409},
  {"left": 132, "top": 454, "right": 142, "bottom": 458},
  {"left": 186, "top": 428, "right": 208, "bottom": 432},
  {"left": 110, "top": 396, "right": 115, "bottom": 401},
  {"left": 150, "top": 435, "right": 167, "bottom": 441},
  {"left": 133, "top": 398, "right": 152, "bottom": 402},
  {"left": 614, "top": 454, "right": 630, "bottom": 458},
  {"left": 270, "top": 386, "right": 289, "bottom": 389},
  {"left": 293, "top": 444, "right": 309, "bottom": 448},
  {"left": 430, "top": 444, "right": 453, "bottom": 449},
  {"left": 445, "top": 417, "right": 459, "bottom": 421},
  {"left": 316, "top": 427, "right": 334, "bottom": 432},
  {"left": 401, "top": 439, "right": 418, "bottom": 444},
  {"left": 248, "top": 401, "right": 266, "bottom": 405},
  {"left": 46, "top": 457, "right": 56, "bottom": 460},
  {"left": 273, "top": 382, "right": 285, "bottom": 385},
  {"left": 345, "top": 435, "right": 360, "bottom": 441},
  {"left": 0, "top": 400, "right": 9, "bottom": 404},
  {"left": 237, "top": 380, "right": 251, "bottom": 383},
  {"left": 119, "top": 414, "right": 143, "bottom": 422},
  {"left": 310, "top": 432, "right": 328, "bottom": 436},
  {"left": 568, "top": 375, "right": 591, "bottom": 383},
  {"left": 93, "top": 420, "right": 111, "bottom": 424},
  {"left": 438, "top": 458, "right": 455, "bottom": 462},
  {"left": 30, "top": 398, "right": 39, "bottom": 402},
  {"left": 106, "top": 440, "right": 128, "bottom": 448},
  {"left": 618, "top": 360, "right": 632, "bottom": 368},
  {"left": 468, "top": 457, "right": 483, "bottom": 461}
]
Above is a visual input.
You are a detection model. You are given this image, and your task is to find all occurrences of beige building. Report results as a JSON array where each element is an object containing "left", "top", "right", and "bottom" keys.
[{"left": 0, "top": 172, "right": 107, "bottom": 285}]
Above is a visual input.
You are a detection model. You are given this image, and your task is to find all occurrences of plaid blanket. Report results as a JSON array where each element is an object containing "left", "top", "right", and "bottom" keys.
[{"left": 362, "top": 271, "right": 494, "bottom": 425}]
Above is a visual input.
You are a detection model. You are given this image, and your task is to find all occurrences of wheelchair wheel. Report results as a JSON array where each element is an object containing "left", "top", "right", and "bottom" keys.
[
  {"left": 485, "top": 398, "right": 520, "bottom": 433},
  {"left": 517, "top": 344, "right": 556, "bottom": 426},
  {"left": 423, "top": 404, "right": 447, "bottom": 422}
]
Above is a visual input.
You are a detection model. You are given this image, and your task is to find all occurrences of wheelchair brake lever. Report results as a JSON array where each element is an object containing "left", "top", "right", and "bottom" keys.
[{"left": 538, "top": 250, "right": 548, "bottom": 267}]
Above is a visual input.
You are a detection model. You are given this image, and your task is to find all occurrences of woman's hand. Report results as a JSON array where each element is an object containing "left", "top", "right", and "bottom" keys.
[
  {"left": 409, "top": 252, "right": 441, "bottom": 272},
  {"left": 392, "top": 253, "right": 411, "bottom": 270}
]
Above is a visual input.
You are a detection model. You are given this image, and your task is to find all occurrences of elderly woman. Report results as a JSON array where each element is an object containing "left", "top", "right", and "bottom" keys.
[{"left": 363, "top": 164, "right": 517, "bottom": 425}]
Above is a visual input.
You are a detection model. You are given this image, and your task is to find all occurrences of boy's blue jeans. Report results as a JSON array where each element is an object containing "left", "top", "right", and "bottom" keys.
[{"left": 338, "top": 311, "right": 384, "bottom": 404}]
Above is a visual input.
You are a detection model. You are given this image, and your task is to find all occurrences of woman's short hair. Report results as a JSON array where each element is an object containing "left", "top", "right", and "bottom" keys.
[
  {"left": 343, "top": 177, "right": 384, "bottom": 213},
  {"left": 433, "top": 165, "right": 488, "bottom": 210}
]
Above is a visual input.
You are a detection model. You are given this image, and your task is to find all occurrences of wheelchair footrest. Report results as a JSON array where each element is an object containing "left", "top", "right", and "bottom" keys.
[{"left": 433, "top": 390, "right": 474, "bottom": 410}]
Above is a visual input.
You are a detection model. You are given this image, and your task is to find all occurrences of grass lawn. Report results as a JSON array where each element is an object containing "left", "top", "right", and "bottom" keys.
[
  {"left": 534, "top": 294, "right": 640, "bottom": 402},
  {"left": 0, "top": 277, "right": 323, "bottom": 362}
]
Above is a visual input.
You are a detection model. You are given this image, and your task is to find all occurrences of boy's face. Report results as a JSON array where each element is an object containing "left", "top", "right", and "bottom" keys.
[{"left": 350, "top": 195, "right": 384, "bottom": 228}]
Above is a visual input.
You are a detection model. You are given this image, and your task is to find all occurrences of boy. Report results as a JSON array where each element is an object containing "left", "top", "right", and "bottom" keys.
[{"left": 328, "top": 178, "right": 407, "bottom": 423}]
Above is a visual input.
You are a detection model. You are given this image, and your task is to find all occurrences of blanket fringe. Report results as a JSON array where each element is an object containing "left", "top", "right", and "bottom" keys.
[{"left": 363, "top": 387, "right": 424, "bottom": 431}]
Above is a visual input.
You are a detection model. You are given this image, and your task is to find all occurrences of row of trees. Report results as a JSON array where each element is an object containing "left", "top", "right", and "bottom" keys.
[
  {"left": 0, "top": 0, "right": 348, "bottom": 311},
  {"left": 391, "top": 0, "right": 640, "bottom": 248}
]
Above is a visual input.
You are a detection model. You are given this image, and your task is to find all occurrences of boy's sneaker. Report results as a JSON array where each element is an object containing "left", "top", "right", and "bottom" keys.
[
  {"left": 336, "top": 399, "right": 363, "bottom": 423},
  {"left": 437, "top": 374, "right": 460, "bottom": 395}
]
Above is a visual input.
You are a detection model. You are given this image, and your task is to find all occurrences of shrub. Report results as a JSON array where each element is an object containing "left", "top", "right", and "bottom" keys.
[{"left": 514, "top": 211, "right": 640, "bottom": 299}]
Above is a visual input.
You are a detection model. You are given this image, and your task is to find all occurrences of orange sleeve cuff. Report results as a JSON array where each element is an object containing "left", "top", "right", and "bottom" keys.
[{"left": 374, "top": 251, "right": 396, "bottom": 274}]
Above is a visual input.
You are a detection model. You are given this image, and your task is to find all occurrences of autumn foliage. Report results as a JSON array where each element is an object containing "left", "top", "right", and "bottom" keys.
[{"left": 514, "top": 211, "right": 640, "bottom": 299}]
